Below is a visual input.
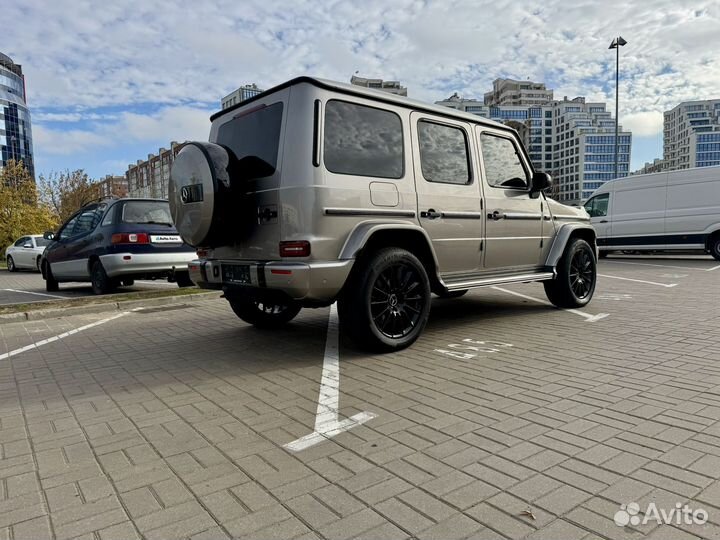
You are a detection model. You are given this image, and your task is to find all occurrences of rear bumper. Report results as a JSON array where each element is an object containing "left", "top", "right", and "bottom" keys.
[
  {"left": 100, "top": 252, "right": 196, "bottom": 278},
  {"left": 189, "top": 259, "right": 355, "bottom": 302}
]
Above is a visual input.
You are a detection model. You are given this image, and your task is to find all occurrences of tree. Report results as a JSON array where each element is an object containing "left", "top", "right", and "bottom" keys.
[
  {"left": 0, "top": 160, "right": 57, "bottom": 249},
  {"left": 37, "top": 169, "right": 99, "bottom": 222}
]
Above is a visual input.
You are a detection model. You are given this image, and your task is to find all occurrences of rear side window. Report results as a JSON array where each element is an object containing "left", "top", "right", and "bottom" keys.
[
  {"left": 584, "top": 194, "right": 609, "bottom": 217},
  {"left": 480, "top": 134, "right": 529, "bottom": 189},
  {"left": 217, "top": 102, "right": 283, "bottom": 176},
  {"left": 73, "top": 206, "right": 102, "bottom": 236},
  {"left": 121, "top": 201, "right": 173, "bottom": 225},
  {"left": 418, "top": 121, "right": 470, "bottom": 184},
  {"left": 324, "top": 100, "right": 403, "bottom": 179}
]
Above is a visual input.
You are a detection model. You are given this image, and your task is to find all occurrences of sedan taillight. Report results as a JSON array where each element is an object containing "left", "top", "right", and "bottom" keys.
[{"left": 111, "top": 233, "right": 149, "bottom": 244}]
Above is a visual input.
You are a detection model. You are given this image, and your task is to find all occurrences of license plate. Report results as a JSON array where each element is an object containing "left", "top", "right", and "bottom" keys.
[
  {"left": 151, "top": 235, "right": 182, "bottom": 243},
  {"left": 222, "top": 264, "right": 252, "bottom": 284}
]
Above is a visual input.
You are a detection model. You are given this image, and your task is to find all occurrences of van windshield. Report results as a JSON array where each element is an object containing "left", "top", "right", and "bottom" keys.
[{"left": 216, "top": 102, "right": 283, "bottom": 178}]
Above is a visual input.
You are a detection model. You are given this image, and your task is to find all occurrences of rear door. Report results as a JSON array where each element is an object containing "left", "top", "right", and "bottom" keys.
[
  {"left": 477, "top": 128, "right": 544, "bottom": 271},
  {"left": 61, "top": 205, "right": 103, "bottom": 278},
  {"left": 410, "top": 112, "right": 483, "bottom": 274}
]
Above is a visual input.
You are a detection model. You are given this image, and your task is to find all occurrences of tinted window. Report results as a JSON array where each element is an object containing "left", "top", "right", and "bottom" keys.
[
  {"left": 584, "top": 194, "right": 609, "bottom": 217},
  {"left": 58, "top": 216, "right": 79, "bottom": 240},
  {"left": 14, "top": 237, "right": 28, "bottom": 247},
  {"left": 324, "top": 100, "right": 403, "bottom": 179},
  {"left": 35, "top": 237, "right": 50, "bottom": 247},
  {"left": 73, "top": 207, "right": 101, "bottom": 236},
  {"left": 418, "top": 121, "right": 470, "bottom": 184},
  {"left": 480, "top": 134, "right": 529, "bottom": 189},
  {"left": 121, "top": 201, "right": 173, "bottom": 225},
  {"left": 217, "top": 102, "right": 283, "bottom": 177}
]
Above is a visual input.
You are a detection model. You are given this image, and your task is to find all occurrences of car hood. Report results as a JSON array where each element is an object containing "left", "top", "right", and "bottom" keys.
[{"left": 546, "top": 198, "right": 590, "bottom": 221}]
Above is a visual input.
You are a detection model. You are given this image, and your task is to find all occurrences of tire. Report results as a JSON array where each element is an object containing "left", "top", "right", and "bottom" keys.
[
  {"left": 437, "top": 289, "right": 468, "bottom": 299},
  {"left": 228, "top": 296, "right": 301, "bottom": 328},
  {"left": 175, "top": 272, "right": 194, "bottom": 288},
  {"left": 709, "top": 236, "right": 720, "bottom": 262},
  {"left": 7, "top": 256, "right": 16, "bottom": 272},
  {"left": 44, "top": 262, "right": 59, "bottom": 292},
  {"left": 544, "top": 238, "right": 597, "bottom": 308},
  {"left": 90, "top": 261, "right": 116, "bottom": 295},
  {"left": 338, "top": 247, "right": 431, "bottom": 352},
  {"left": 121, "top": 279, "right": 135, "bottom": 287}
]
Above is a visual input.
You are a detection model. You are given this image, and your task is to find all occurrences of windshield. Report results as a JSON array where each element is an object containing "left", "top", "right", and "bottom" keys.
[{"left": 121, "top": 201, "right": 174, "bottom": 225}]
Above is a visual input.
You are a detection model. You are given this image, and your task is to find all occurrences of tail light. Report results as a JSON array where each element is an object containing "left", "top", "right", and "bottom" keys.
[
  {"left": 279, "top": 241, "right": 311, "bottom": 257},
  {"left": 111, "top": 233, "right": 149, "bottom": 244}
]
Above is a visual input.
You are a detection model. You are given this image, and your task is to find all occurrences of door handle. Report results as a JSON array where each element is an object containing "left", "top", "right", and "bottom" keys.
[
  {"left": 421, "top": 209, "right": 442, "bottom": 219},
  {"left": 599, "top": 220, "right": 608, "bottom": 223},
  {"left": 488, "top": 210, "right": 505, "bottom": 221}
]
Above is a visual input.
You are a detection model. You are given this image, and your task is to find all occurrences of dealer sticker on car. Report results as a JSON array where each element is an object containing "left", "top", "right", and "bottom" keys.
[{"left": 150, "top": 235, "right": 182, "bottom": 243}]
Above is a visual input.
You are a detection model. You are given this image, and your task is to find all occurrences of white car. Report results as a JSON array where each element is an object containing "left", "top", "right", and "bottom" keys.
[{"left": 5, "top": 235, "right": 50, "bottom": 272}]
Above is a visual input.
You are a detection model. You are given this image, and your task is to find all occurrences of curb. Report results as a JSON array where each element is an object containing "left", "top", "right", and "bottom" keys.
[{"left": 0, "top": 292, "right": 222, "bottom": 324}]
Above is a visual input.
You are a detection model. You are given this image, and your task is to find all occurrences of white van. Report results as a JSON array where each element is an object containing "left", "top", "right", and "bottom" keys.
[{"left": 584, "top": 166, "right": 720, "bottom": 260}]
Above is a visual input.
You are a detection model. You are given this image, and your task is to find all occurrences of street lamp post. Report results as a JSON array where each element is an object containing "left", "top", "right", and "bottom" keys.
[{"left": 609, "top": 36, "right": 627, "bottom": 179}]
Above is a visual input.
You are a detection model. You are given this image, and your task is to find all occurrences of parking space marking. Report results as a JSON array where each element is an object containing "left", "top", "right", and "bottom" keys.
[
  {"left": 491, "top": 286, "right": 609, "bottom": 322},
  {"left": 1, "top": 288, "right": 65, "bottom": 299},
  {"left": 284, "top": 303, "right": 377, "bottom": 452},
  {"left": 604, "top": 260, "right": 707, "bottom": 271},
  {"left": 0, "top": 311, "right": 133, "bottom": 361},
  {"left": 597, "top": 273, "right": 678, "bottom": 288},
  {"left": 708, "top": 265, "right": 720, "bottom": 272}
]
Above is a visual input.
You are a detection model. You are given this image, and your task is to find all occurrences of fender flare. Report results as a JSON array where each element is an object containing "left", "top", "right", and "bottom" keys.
[
  {"left": 545, "top": 223, "right": 597, "bottom": 268},
  {"left": 338, "top": 220, "right": 439, "bottom": 267}
]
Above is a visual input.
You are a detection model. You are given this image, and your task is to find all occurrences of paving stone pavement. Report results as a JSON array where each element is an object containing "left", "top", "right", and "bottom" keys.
[{"left": 1, "top": 258, "right": 719, "bottom": 540}]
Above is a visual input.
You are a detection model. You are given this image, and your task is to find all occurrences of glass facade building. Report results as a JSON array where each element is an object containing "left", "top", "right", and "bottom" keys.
[
  {"left": 664, "top": 100, "right": 720, "bottom": 170},
  {"left": 0, "top": 52, "right": 34, "bottom": 177}
]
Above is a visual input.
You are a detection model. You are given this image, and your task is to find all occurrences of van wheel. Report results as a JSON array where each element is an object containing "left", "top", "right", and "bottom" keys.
[
  {"left": 228, "top": 296, "right": 301, "bottom": 328},
  {"left": 544, "top": 238, "right": 596, "bottom": 308},
  {"left": 91, "top": 261, "right": 116, "bottom": 295},
  {"left": 710, "top": 236, "right": 720, "bottom": 261},
  {"left": 339, "top": 248, "right": 431, "bottom": 352},
  {"left": 44, "top": 262, "right": 59, "bottom": 292}
]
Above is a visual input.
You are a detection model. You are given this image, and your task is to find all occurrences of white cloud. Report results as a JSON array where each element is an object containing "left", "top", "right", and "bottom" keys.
[{"left": 621, "top": 111, "right": 664, "bottom": 137}]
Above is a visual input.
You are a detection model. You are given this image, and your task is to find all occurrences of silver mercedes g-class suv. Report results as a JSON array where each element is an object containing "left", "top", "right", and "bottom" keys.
[{"left": 169, "top": 77, "right": 596, "bottom": 352}]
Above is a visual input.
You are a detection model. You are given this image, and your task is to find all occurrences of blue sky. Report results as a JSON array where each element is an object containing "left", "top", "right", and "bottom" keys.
[{"left": 4, "top": 0, "right": 719, "bottom": 179}]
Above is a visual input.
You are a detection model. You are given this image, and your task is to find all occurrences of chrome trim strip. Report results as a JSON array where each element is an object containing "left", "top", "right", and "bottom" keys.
[
  {"left": 324, "top": 207, "right": 416, "bottom": 218},
  {"left": 441, "top": 211, "right": 483, "bottom": 219},
  {"left": 442, "top": 272, "right": 554, "bottom": 290},
  {"left": 503, "top": 212, "right": 543, "bottom": 220},
  {"left": 554, "top": 215, "right": 590, "bottom": 221}
]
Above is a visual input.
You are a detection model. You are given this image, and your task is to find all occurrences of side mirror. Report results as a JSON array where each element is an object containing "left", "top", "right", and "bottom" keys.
[
  {"left": 23, "top": 243, "right": 32, "bottom": 248},
  {"left": 531, "top": 172, "right": 552, "bottom": 193},
  {"left": 43, "top": 231, "right": 55, "bottom": 241}
]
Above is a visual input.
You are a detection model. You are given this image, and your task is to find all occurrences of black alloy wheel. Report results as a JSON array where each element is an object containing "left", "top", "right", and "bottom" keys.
[
  {"left": 569, "top": 247, "right": 595, "bottom": 300},
  {"left": 339, "top": 247, "right": 431, "bottom": 352}
]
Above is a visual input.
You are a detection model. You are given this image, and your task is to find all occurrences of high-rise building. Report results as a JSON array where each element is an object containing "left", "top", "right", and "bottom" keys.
[
  {"left": 0, "top": 52, "right": 34, "bottom": 178},
  {"left": 95, "top": 175, "right": 128, "bottom": 198},
  {"left": 221, "top": 84, "right": 264, "bottom": 109},
  {"left": 126, "top": 142, "right": 187, "bottom": 199},
  {"left": 350, "top": 76, "right": 407, "bottom": 96},
  {"left": 484, "top": 78, "right": 554, "bottom": 107},
  {"left": 436, "top": 84, "right": 632, "bottom": 205},
  {"left": 663, "top": 99, "right": 720, "bottom": 170}
]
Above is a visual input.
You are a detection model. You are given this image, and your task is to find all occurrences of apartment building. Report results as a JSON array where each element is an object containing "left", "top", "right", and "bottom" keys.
[
  {"left": 221, "top": 84, "right": 264, "bottom": 110},
  {"left": 126, "top": 142, "right": 186, "bottom": 199},
  {"left": 484, "top": 78, "right": 554, "bottom": 107},
  {"left": 95, "top": 175, "right": 128, "bottom": 198},
  {"left": 663, "top": 99, "right": 720, "bottom": 170},
  {"left": 350, "top": 76, "right": 407, "bottom": 96}
]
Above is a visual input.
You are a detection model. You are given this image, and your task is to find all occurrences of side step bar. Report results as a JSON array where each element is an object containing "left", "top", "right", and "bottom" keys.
[{"left": 442, "top": 272, "right": 555, "bottom": 291}]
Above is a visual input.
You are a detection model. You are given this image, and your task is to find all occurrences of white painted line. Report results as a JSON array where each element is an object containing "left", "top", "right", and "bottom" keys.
[
  {"left": 708, "top": 265, "right": 720, "bottom": 272},
  {"left": 1, "top": 288, "right": 65, "bottom": 299},
  {"left": 0, "top": 311, "right": 133, "bottom": 361},
  {"left": 491, "top": 286, "right": 609, "bottom": 322},
  {"left": 604, "top": 260, "right": 705, "bottom": 271},
  {"left": 135, "top": 280, "right": 176, "bottom": 287},
  {"left": 284, "top": 303, "right": 377, "bottom": 452},
  {"left": 597, "top": 274, "right": 677, "bottom": 288}
]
